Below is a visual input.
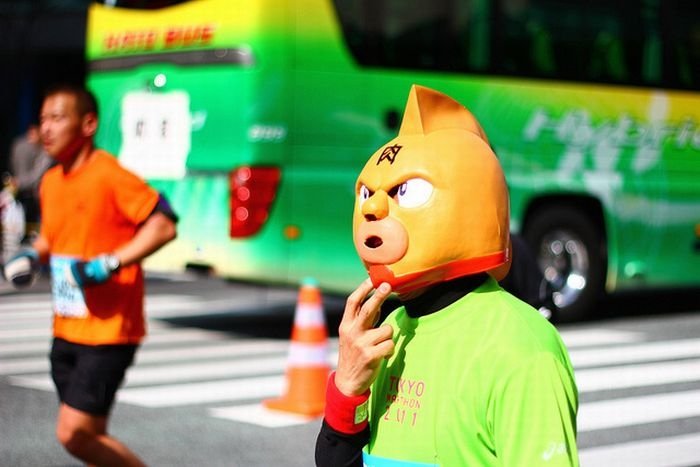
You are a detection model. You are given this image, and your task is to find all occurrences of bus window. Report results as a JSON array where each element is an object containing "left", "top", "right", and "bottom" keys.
[
  {"left": 493, "top": 0, "right": 553, "bottom": 77},
  {"left": 333, "top": 0, "right": 479, "bottom": 73},
  {"left": 666, "top": 3, "right": 700, "bottom": 89}
]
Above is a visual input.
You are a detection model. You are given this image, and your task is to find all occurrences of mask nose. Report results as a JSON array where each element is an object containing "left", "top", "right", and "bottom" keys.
[{"left": 362, "top": 190, "right": 390, "bottom": 221}]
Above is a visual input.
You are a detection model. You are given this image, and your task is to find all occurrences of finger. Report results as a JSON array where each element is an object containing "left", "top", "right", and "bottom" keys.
[
  {"left": 343, "top": 278, "right": 375, "bottom": 320},
  {"left": 374, "top": 338, "right": 395, "bottom": 360},
  {"left": 362, "top": 324, "right": 394, "bottom": 346},
  {"left": 356, "top": 328, "right": 395, "bottom": 362},
  {"left": 359, "top": 282, "right": 392, "bottom": 329}
]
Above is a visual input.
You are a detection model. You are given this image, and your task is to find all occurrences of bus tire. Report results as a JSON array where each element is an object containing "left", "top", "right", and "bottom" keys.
[{"left": 523, "top": 206, "right": 606, "bottom": 322}]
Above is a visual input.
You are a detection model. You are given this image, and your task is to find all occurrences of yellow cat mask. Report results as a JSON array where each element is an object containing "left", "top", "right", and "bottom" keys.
[{"left": 353, "top": 85, "right": 511, "bottom": 295}]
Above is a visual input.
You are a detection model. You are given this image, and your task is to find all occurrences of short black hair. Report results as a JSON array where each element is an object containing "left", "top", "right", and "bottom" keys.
[{"left": 43, "top": 84, "right": 99, "bottom": 118}]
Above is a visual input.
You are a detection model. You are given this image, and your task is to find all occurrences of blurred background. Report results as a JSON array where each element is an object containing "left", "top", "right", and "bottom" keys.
[
  {"left": 1, "top": 0, "right": 90, "bottom": 174},
  {"left": 2, "top": 0, "right": 699, "bottom": 321},
  {"left": 1, "top": 2, "right": 700, "bottom": 466}
]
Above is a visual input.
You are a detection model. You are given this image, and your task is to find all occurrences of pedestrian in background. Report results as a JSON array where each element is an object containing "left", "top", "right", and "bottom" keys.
[
  {"left": 315, "top": 85, "right": 578, "bottom": 466},
  {"left": 7, "top": 123, "right": 53, "bottom": 237},
  {"left": 3, "top": 84, "right": 178, "bottom": 466},
  {"left": 1, "top": 172, "right": 26, "bottom": 265}
]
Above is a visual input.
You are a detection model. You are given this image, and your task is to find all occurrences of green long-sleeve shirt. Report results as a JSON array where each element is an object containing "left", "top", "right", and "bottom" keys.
[{"left": 364, "top": 277, "right": 579, "bottom": 466}]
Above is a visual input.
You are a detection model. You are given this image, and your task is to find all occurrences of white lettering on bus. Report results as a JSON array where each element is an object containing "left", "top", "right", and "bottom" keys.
[
  {"left": 525, "top": 108, "right": 700, "bottom": 150},
  {"left": 524, "top": 107, "right": 699, "bottom": 174},
  {"left": 248, "top": 124, "right": 287, "bottom": 142}
]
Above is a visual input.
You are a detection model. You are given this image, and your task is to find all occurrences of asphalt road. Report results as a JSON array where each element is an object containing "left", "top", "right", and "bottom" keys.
[{"left": 1, "top": 273, "right": 699, "bottom": 466}]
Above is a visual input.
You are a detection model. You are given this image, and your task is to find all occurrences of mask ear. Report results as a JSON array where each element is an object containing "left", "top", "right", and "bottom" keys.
[
  {"left": 82, "top": 112, "right": 98, "bottom": 138},
  {"left": 399, "top": 85, "right": 490, "bottom": 144}
]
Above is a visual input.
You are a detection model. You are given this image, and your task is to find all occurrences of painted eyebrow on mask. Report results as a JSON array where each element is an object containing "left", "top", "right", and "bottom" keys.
[{"left": 387, "top": 184, "right": 401, "bottom": 198}]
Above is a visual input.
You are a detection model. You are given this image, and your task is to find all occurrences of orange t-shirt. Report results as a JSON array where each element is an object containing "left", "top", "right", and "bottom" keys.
[{"left": 39, "top": 150, "right": 159, "bottom": 345}]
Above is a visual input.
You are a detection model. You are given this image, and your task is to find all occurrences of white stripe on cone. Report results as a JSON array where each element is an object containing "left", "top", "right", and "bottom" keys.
[
  {"left": 293, "top": 303, "right": 326, "bottom": 328},
  {"left": 287, "top": 342, "right": 329, "bottom": 366}
]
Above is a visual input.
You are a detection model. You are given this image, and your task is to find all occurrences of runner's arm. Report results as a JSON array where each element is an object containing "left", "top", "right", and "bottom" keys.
[
  {"left": 114, "top": 210, "right": 176, "bottom": 268},
  {"left": 32, "top": 234, "right": 50, "bottom": 263}
]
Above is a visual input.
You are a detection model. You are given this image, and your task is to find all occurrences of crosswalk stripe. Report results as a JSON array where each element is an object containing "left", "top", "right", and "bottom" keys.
[
  {"left": 0, "top": 339, "right": 292, "bottom": 375},
  {"left": 0, "top": 357, "right": 48, "bottom": 375},
  {"left": 0, "top": 328, "right": 241, "bottom": 356},
  {"left": 7, "top": 375, "right": 53, "bottom": 392},
  {"left": 0, "top": 296, "right": 200, "bottom": 317},
  {"left": 576, "top": 358, "right": 700, "bottom": 392},
  {"left": 130, "top": 356, "right": 288, "bottom": 386},
  {"left": 0, "top": 327, "right": 50, "bottom": 341},
  {"left": 139, "top": 328, "right": 232, "bottom": 344},
  {"left": 144, "top": 295, "right": 298, "bottom": 319},
  {"left": 0, "top": 293, "right": 275, "bottom": 320},
  {"left": 136, "top": 340, "right": 295, "bottom": 363},
  {"left": 0, "top": 319, "right": 50, "bottom": 330},
  {"left": 6, "top": 353, "right": 289, "bottom": 390},
  {"left": 0, "top": 321, "right": 289, "bottom": 348},
  {"left": 0, "top": 296, "right": 223, "bottom": 321},
  {"left": 210, "top": 404, "right": 317, "bottom": 427},
  {"left": 0, "top": 315, "right": 49, "bottom": 327},
  {"left": 578, "top": 389, "right": 700, "bottom": 432},
  {"left": 558, "top": 329, "right": 644, "bottom": 348},
  {"left": 117, "top": 375, "right": 285, "bottom": 407},
  {"left": 0, "top": 339, "right": 299, "bottom": 375},
  {"left": 570, "top": 338, "right": 700, "bottom": 368},
  {"left": 579, "top": 433, "right": 700, "bottom": 467},
  {"left": 0, "top": 340, "right": 50, "bottom": 356},
  {"left": 0, "top": 301, "right": 52, "bottom": 315},
  {"left": 0, "top": 295, "right": 205, "bottom": 311}
]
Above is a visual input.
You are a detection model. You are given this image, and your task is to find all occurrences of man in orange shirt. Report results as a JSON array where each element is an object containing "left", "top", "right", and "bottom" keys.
[{"left": 3, "top": 84, "right": 177, "bottom": 466}]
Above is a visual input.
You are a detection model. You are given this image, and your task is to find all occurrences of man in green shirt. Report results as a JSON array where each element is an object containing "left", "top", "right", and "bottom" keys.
[{"left": 315, "top": 85, "right": 578, "bottom": 466}]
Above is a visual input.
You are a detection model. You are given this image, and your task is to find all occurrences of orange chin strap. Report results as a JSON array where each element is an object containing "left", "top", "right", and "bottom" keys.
[{"left": 368, "top": 251, "right": 509, "bottom": 295}]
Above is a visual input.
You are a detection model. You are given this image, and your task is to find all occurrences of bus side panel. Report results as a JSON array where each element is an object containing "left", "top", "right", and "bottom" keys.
[{"left": 491, "top": 83, "right": 700, "bottom": 290}]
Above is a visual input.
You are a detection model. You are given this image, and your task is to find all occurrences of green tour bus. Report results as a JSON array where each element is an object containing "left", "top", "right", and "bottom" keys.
[{"left": 86, "top": 0, "right": 700, "bottom": 321}]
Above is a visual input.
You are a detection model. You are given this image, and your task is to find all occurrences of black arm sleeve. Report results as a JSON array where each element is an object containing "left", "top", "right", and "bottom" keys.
[
  {"left": 150, "top": 192, "right": 179, "bottom": 223},
  {"left": 315, "top": 420, "right": 369, "bottom": 467}
]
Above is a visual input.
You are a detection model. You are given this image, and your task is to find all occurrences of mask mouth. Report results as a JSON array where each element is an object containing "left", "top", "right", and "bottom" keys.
[
  {"left": 354, "top": 217, "right": 408, "bottom": 265},
  {"left": 365, "top": 235, "right": 383, "bottom": 249}
]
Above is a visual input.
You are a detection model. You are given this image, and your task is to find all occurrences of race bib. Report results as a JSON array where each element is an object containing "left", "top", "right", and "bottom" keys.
[{"left": 50, "top": 256, "right": 88, "bottom": 318}]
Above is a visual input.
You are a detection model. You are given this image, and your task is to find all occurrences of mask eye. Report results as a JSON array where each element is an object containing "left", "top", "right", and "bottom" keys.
[
  {"left": 358, "top": 184, "right": 372, "bottom": 206},
  {"left": 395, "top": 178, "right": 433, "bottom": 208}
]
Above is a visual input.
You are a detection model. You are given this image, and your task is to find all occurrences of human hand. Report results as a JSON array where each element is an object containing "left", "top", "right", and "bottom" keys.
[
  {"left": 65, "top": 254, "right": 120, "bottom": 288},
  {"left": 3, "top": 248, "right": 40, "bottom": 288},
  {"left": 335, "top": 279, "right": 395, "bottom": 397}
]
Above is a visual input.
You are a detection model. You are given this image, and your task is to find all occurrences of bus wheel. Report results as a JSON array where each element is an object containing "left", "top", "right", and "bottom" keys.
[{"left": 523, "top": 207, "right": 606, "bottom": 322}]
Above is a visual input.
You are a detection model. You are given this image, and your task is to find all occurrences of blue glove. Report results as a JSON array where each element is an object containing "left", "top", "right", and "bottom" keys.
[
  {"left": 3, "top": 249, "right": 40, "bottom": 289},
  {"left": 65, "top": 254, "right": 120, "bottom": 288}
]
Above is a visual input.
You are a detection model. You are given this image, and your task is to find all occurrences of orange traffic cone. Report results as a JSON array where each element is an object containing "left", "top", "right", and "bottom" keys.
[{"left": 264, "top": 277, "right": 330, "bottom": 417}]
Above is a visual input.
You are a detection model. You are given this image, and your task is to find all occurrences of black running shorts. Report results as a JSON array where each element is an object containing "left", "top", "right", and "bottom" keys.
[{"left": 50, "top": 337, "right": 138, "bottom": 416}]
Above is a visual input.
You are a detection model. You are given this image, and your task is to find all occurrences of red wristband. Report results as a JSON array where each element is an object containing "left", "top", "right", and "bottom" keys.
[{"left": 324, "top": 371, "right": 370, "bottom": 434}]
